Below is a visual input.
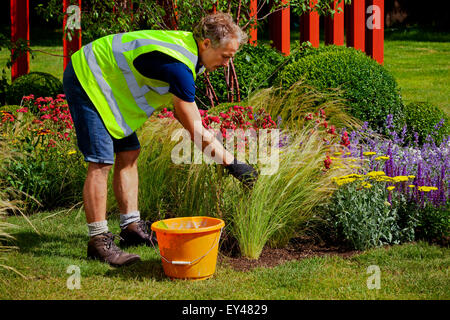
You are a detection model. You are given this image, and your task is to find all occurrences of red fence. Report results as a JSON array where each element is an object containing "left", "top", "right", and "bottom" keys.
[{"left": 9, "top": 0, "right": 384, "bottom": 81}]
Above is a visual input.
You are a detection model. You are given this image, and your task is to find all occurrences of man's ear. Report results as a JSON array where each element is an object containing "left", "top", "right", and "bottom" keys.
[{"left": 202, "top": 38, "right": 211, "bottom": 50}]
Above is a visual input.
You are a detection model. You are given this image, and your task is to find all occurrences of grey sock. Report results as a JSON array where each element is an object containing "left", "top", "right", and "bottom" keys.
[
  {"left": 120, "top": 211, "right": 141, "bottom": 229},
  {"left": 87, "top": 220, "right": 108, "bottom": 237}
]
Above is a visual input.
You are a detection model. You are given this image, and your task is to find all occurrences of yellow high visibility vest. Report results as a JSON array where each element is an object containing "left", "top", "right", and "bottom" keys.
[{"left": 71, "top": 30, "right": 205, "bottom": 138}]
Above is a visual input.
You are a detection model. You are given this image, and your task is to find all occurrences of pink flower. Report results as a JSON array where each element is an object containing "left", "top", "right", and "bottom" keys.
[
  {"left": 210, "top": 116, "right": 220, "bottom": 123},
  {"left": 41, "top": 114, "right": 51, "bottom": 120},
  {"left": 219, "top": 112, "right": 229, "bottom": 119},
  {"left": 199, "top": 109, "right": 208, "bottom": 117},
  {"left": 16, "top": 107, "right": 28, "bottom": 113}
]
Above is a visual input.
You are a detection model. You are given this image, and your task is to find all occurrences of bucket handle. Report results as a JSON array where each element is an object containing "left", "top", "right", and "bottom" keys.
[{"left": 150, "top": 228, "right": 223, "bottom": 266}]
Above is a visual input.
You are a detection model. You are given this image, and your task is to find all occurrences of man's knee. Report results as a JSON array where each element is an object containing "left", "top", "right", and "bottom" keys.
[
  {"left": 87, "top": 162, "right": 113, "bottom": 178},
  {"left": 116, "top": 149, "right": 141, "bottom": 167}
]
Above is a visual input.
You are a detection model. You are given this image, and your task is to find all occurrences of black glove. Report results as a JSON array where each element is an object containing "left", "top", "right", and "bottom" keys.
[{"left": 224, "top": 159, "right": 258, "bottom": 188}]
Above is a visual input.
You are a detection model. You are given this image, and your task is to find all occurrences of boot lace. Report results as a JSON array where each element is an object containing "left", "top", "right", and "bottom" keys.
[
  {"left": 137, "top": 220, "right": 152, "bottom": 235},
  {"left": 103, "top": 232, "right": 124, "bottom": 253}
]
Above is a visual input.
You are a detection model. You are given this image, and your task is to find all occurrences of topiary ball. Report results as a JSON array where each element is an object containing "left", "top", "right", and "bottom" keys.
[
  {"left": 403, "top": 102, "right": 449, "bottom": 146},
  {"left": 6, "top": 72, "right": 63, "bottom": 105},
  {"left": 274, "top": 45, "right": 405, "bottom": 134}
]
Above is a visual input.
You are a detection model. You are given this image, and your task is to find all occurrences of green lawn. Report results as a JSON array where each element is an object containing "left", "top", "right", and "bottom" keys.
[
  {"left": 1, "top": 209, "right": 449, "bottom": 299},
  {"left": 384, "top": 40, "right": 450, "bottom": 117}
]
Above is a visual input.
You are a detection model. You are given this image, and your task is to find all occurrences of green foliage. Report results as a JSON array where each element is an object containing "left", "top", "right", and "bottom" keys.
[
  {"left": 403, "top": 101, "right": 450, "bottom": 145},
  {"left": 275, "top": 45, "right": 405, "bottom": 134},
  {"left": 324, "top": 180, "right": 418, "bottom": 250},
  {"left": 196, "top": 44, "right": 286, "bottom": 106},
  {"left": 1, "top": 101, "right": 85, "bottom": 213},
  {"left": 415, "top": 200, "right": 450, "bottom": 245},
  {"left": 6, "top": 72, "right": 63, "bottom": 106}
]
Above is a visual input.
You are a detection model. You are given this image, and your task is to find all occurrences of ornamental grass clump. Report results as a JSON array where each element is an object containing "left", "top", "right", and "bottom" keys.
[{"left": 231, "top": 124, "right": 354, "bottom": 259}]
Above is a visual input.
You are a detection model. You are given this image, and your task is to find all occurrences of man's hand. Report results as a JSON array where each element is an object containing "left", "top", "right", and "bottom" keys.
[{"left": 224, "top": 159, "right": 258, "bottom": 188}]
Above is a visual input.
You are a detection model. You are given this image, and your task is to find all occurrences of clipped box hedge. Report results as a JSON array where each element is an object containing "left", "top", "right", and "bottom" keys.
[{"left": 274, "top": 45, "right": 405, "bottom": 134}]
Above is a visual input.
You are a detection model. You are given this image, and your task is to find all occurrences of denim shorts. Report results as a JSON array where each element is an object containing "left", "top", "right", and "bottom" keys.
[{"left": 63, "top": 60, "right": 140, "bottom": 164}]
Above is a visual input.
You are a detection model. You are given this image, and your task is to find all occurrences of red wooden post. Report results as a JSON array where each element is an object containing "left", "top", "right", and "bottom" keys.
[
  {"left": 324, "top": 0, "right": 344, "bottom": 46},
  {"left": 365, "top": 0, "right": 384, "bottom": 64},
  {"left": 270, "top": 0, "right": 290, "bottom": 55},
  {"left": 299, "top": 0, "right": 319, "bottom": 48},
  {"left": 346, "top": 0, "right": 365, "bottom": 52},
  {"left": 63, "top": 0, "right": 82, "bottom": 70},
  {"left": 10, "top": 0, "right": 30, "bottom": 82},
  {"left": 249, "top": 0, "right": 258, "bottom": 45}
]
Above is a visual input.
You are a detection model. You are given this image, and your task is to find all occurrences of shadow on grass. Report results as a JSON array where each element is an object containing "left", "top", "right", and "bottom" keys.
[
  {"left": 9, "top": 231, "right": 87, "bottom": 259},
  {"left": 105, "top": 258, "right": 167, "bottom": 281},
  {"left": 9, "top": 230, "right": 169, "bottom": 280}
]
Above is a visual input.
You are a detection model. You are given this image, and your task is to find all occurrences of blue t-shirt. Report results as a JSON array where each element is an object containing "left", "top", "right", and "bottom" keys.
[{"left": 133, "top": 51, "right": 201, "bottom": 103}]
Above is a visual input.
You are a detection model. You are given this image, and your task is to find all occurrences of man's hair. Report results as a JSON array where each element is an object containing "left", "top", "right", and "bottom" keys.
[{"left": 193, "top": 12, "right": 248, "bottom": 48}]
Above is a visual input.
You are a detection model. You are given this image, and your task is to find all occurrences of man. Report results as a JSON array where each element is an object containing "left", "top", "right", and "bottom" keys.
[{"left": 63, "top": 12, "right": 258, "bottom": 267}]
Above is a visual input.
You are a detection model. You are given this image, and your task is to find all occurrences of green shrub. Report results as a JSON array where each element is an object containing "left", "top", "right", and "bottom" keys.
[
  {"left": 415, "top": 200, "right": 449, "bottom": 245},
  {"left": 274, "top": 45, "right": 405, "bottom": 134},
  {"left": 195, "top": 44, "right": 286, "bottom": 106},
  {"left": 6, "top": 72, "right": 63, "bottom": 105},
  {"left": 403, "top": 102, "right": 450, "bottom": 145}
]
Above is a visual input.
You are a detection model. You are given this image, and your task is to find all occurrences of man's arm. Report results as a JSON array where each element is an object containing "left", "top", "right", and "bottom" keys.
[
  {"left": 172, "top": 95, "right": 234, "bottom": 166},
  {"left": 172, "top": 96, "right": 259, "bottom": 187}
]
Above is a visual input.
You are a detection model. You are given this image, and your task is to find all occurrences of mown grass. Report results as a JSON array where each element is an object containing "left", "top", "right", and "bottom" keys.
[{"left": 0, "top": 209, "right": 448, "bottom": 299}]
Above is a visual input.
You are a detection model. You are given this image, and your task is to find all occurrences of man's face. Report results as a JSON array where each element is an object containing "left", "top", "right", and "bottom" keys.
[{"left": 198, "top": 37, "right": 239, "bottom": 72}]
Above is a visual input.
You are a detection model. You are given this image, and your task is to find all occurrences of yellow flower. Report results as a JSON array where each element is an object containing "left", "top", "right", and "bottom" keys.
[
  {"left": 68, "top": 150, "right": 77, "bottom": 155},
  {"left": 334, "top": 152, "right": 342, "bottom": 156},
  {"left": 387, "top": 186, "right": 396, "bottom": 191},
  {"left": 374, "top": 156, "right": 390, "bottom": 161},
  {"left": 345, "top": 152, "right": 351, "bottom": 156},
  {"left": 333, "top": 177, "right": 357, "bottom": 186},
  {"left": 392, "top": 176, "right": 409, "bottom": 183},
  {"left": 361, "top": 182, "right": 372, "bottom": 189},
  {"left": 408, "top": 185, "right": 415, "bottom": 188},
  {"left": 363, "top": 152, "right": 377, "bottom": 156},
  {"left": 407, "top": 175, "right": 416, "bottom": 179},
  {"left": 366, "top": 171, "right": 386, "bottom": 177},
  {"left": 329, "top": 156, "right": 339, "bottom": 160},
  {"left": 417, "top": 186, "right": 438, "bottom": 192}
]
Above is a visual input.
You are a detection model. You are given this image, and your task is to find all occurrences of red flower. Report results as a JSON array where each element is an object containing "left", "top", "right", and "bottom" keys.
[
  {"left": 324, "top": 156, "right": 332, "bottom": 170},
  {"left": 327, "top": 125, "right": 336, "bottom": 135},
  {"left": 16, "top": 107, "right": 28, "bottom": 113},
  {"left": 219, "top": 112, "right": 229, "bottom": 119}
]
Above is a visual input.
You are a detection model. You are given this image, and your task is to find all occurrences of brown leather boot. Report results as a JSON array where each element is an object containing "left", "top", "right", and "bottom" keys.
[
  {"left": 87, "top": 232, "right": 141, "bottom": 267},
  {"left": 119, "top": 220, "right": 157, "bottom": 248}
]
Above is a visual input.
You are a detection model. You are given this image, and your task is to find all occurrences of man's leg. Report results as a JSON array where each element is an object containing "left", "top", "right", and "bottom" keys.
[
  {"left": 113, "top": 149, "right": 140, "bottom": 216},
  {"left": 84, "top": 162, "right": 112, "bottom": 224},
  {"left": 113, "top": 149, "right": 155, "bottom": 247}
]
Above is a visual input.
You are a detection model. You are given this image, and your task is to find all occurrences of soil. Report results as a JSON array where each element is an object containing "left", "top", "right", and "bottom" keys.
[{"left": 218, "top": 237, "right": 360, "bottom": 272}]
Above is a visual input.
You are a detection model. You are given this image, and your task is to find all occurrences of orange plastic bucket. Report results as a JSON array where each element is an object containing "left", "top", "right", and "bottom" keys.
[{"left": 151, "top": 216, "right": 225, "bottom": 280}]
